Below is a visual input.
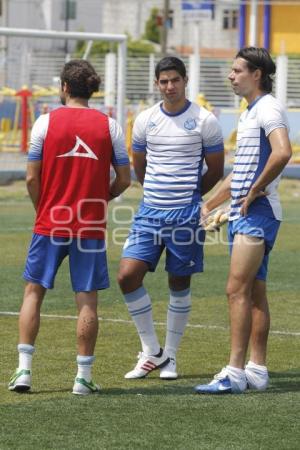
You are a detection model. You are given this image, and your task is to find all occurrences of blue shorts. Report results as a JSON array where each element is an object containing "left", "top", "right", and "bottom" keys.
[
  {"left": 228, "top": 214, "right": 280, "bottom": 281},
  {"left": 23, "top": 233, "right": 109, "bottom": 292},
  {"left": 122, "top": 204, "right": 205, "bottom": 276}
]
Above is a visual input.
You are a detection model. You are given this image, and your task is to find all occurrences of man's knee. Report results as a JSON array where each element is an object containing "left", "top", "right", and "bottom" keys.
[
  {"left": 117, "top": 262, "right": 146, "bottom": 293},
  {"left": 23, "top": 282, "right": 46, "bottom": 307},
  {"left": 168, "top": 274, "right": 191, "bottom": 291},
  {"left": 226, "top": 276, "right": 251, "bottom": 303}
]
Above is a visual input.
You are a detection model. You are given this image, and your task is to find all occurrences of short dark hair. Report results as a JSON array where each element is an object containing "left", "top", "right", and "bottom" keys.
[
  {"left": 235, "top": 47, "right": 276, "bottom": 93},
  {"left": 155, "top": 56, "right": 187, "bottom": 80},
  {"left": 60, "top": 59, "right": 101, "bottom": 99}
]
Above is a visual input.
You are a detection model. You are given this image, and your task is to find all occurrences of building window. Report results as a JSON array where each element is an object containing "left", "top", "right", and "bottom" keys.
[
  {"left": 61, "top": 1, "right": 77, "bottom": 21},
  {"left": 222, "top": 9, "right": 238, "bottom": 30}
]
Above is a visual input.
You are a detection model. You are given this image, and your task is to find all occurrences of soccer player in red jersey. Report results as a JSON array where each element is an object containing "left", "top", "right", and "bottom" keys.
[{"left": 9, "top": 60, "right": 131, "bottom": 395}]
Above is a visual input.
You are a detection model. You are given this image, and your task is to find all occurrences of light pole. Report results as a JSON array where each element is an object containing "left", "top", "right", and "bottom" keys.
[
  {"left": 161, "top": 0, "right": 170, "bottom": 56},
  {"left": 64, "top": 0, "right": 70, "bottom": 55},
  {"left": 249, "top": 0, "right": 258, "bottom": 46}
]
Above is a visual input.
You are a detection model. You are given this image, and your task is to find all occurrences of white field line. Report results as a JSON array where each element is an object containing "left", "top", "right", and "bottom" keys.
[{"left": 0, "top": 311, "right": 300, "bottom": 337}]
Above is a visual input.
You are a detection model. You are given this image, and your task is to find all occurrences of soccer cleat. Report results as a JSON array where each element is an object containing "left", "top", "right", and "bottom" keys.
[
  {"left": 160, "top": 358, "right": 178, "bottom": 380},
  {"left": 72, "top": 377, "right": 101, "bottom": 395},
  {"left": 194, "top": 366, "right": 247, "bottom": 394},
  {"left": 125, "top": 349, "right": 170, "bottom": 379},
  {"left": 194, "top": 376, "right": 233, "bottom": 394},
  {"left": 8, "top": 369, "right": 31, "bottom": 392}
]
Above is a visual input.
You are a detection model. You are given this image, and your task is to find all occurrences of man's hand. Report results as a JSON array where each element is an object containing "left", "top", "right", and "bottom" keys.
[
  {"left": 239, "top": 188, "right": 266, "bottom": 216},
  {"left": 201, "top": 202, "right": 211, "bottom": 223}
]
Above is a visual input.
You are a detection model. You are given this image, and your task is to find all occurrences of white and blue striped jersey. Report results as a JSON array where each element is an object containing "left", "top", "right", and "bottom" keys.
[
  {"left": 230, "top": 94, "right": 289, "bottom": 221},
  {"left": 132, "top": 101, "right": 224, "bottom": 210}
]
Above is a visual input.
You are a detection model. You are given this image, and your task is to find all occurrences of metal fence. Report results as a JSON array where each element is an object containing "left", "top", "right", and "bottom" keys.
[
  {"left": 287, "top": 58, "right": 300, "bottom": 108},
  {"left": 1, "top": 51, "right": 300, "bottom": 109}
]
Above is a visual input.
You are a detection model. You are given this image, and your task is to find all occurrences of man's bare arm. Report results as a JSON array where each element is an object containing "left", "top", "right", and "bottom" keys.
[
  {"left": 202, "top": 172, "right": 232, "bottom": 217},
  {"left": 26, "top": 161, "right": 42, "bottom": 211},
  {"left": 109, "top": 164, "right": 131, "bottom": 200},
  {"left": 132, "top": 151, "right": 147, "bottom": 186},
  {"left": 201, "top": 151, "right": 224, "bottom": 196}
]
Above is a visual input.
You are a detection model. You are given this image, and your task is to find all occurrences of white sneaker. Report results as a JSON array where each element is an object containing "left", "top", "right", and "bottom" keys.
[
  {"left": 160, "top": 358, "right": 178, "bottom": 380},
  {"left": 72, "top": 377, "right": 101, "bottom": 395},
  {"left": 245, "top": 363, "right": 269, "bottom": 391},
  {"left": 125, "top": 349, "right": 169, "bottom": 379},
  {"left": 8, "top": 369, "right": 31, "bottom": 392}
]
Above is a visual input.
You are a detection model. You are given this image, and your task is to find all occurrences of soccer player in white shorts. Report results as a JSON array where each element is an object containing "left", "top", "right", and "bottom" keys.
[{"left": 194, "top": 47, "right": 292, "bottom": 394}]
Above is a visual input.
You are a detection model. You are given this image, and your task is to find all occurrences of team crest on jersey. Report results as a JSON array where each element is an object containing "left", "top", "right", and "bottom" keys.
[
  {"left": 57, "top": 136, "right": 98, "bottom": 160},
  {"left": 184, "top": 118, "right": 196, "bottom": 130},
  {"left": 147, "top": 121, "right": 156, "bottom": 131}
]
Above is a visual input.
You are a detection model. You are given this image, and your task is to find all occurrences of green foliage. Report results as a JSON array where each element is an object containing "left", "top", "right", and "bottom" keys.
[
  {"left": 75, "top": 34, "right": 155, "bottom": 57},
  {"left": 144, "top": 7, "right": 160, "bottom": 44},
  {"left": 127, "top": 37, "right": 155, "bottom": 56},
  {"left": 75, "top": 39, "right": 117, "bottom": 57}
]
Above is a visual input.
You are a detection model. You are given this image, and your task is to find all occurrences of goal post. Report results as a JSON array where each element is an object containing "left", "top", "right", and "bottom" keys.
[{"left": 0, "top": 27, "right": 127, "bottom": 129}]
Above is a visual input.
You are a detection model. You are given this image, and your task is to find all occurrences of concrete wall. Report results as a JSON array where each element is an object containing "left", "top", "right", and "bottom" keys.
[
  {"left": 271, "top": 5, "right": 300, "bottom": 54},
  {"left": 244, "top": 4, "right": 300, "bottom": 55}
]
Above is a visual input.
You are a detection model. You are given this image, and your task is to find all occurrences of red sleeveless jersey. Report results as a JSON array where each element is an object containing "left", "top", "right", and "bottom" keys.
[{"left": 34, "top": 107, "right": 112, "bottom": 239}]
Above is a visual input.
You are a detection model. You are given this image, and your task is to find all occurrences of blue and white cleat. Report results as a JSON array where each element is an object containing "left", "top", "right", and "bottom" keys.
[
  {"left": 194, "top": 376, "right": 232, "bottom": 394},
  {"left": 194, "top": 367, "right": 247, "bottom": 394}
]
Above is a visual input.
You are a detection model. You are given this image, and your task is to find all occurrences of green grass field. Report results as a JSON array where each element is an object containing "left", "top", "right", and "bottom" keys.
[{"left": 0, "top": 179, "right": 299, "bottom": 450}]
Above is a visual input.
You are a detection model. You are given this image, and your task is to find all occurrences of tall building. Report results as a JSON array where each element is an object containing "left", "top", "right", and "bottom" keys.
[{"left": 101, "top": 0, "right": 239, "bottom": 55}]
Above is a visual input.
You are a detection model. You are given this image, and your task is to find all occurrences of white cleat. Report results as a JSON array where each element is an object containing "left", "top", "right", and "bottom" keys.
[
  {"left": 8, "top": 369, "right": 31, "bottom": 392},
  {"left": 160, "top": 358, "right": 178, "bottom": 380},
  {"left": 125, "top": 349, "right": 169, "bottom": 379},
  {"left": 72, "top": 377, "right": 101, "bottom": 395}
]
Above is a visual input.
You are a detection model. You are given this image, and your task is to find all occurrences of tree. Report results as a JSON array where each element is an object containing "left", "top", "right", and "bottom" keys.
[{"left": 143, "top": 7, "right": 160, "bottom": 44}]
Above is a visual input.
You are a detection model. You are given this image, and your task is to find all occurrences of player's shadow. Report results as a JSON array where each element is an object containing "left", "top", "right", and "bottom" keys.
[
  {"left": 101, "top": 385, "right": 194, "bottom": 396},
  {"left": 29, "top": 388, "right": 72, "bottom": 394},
  {"left": 261, "top": 370, "right": 300, "bottom": 394},
  {"left": 101, "top": 370, "right": 300, "bottom": 396}
]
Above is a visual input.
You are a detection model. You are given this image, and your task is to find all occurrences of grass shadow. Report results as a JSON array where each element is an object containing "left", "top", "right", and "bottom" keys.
[
  {"left": 99, "top": 369, "right": 300, "bottom": 397},
  {"left": 264, "top": 370, "right": 300, "bottom": 394},
  {"left": 100, "top": 385, "right": 194, "bottom": 396},
  {"left": 29, "top": 388, "right": 72, "bottom": 395}
]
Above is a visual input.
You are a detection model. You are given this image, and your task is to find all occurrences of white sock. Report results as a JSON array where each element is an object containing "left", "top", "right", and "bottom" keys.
[
  {"left": 18, "top": 344, "right": 35, "bottom": 371},
  {"left": 226, "top": 365, "right": 247, "bottom": 393},
  {"left": 164, "top": 288, "right": 191, "bottom": 359},
  {"left": 124, "top": 286, "right": 160, "bottom": 356},
  {"left": 76, "top": 355, "right": 95, "bottom": 382},
  {"left": 245, "top": 360, "right": 269, "bottom": 391}
]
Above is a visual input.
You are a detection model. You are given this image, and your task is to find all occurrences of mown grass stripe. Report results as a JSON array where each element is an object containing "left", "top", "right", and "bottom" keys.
[{"left": 1, "top": 311, "right": 299, "bottom": 336}]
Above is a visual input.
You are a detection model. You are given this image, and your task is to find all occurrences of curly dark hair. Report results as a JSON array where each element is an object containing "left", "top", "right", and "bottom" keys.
[
  {"left": 60, "top": 59, "right": 101, "bottom": 99},
  {"left": 236, "top": 47, "right": 276, "bottom": 93}
]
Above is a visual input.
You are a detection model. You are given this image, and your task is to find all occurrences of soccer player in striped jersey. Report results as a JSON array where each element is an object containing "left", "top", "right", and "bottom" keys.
[
  {"left": 118, "top": 56, "right": 224, "bottom": 380},
  {"left": 195, "top": 47, "right": 292, "bottom": 395},
  {"left": 8, "top": 60, "right": 131, "bottom": 395}
]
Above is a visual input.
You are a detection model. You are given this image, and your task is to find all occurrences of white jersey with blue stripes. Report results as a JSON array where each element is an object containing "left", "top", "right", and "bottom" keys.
[
  {"left": 132, "top": 101, "right": 224, "bottom": 210},
  {"left": 230, "top": 94, "right": 289, "bottom": 221}
]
